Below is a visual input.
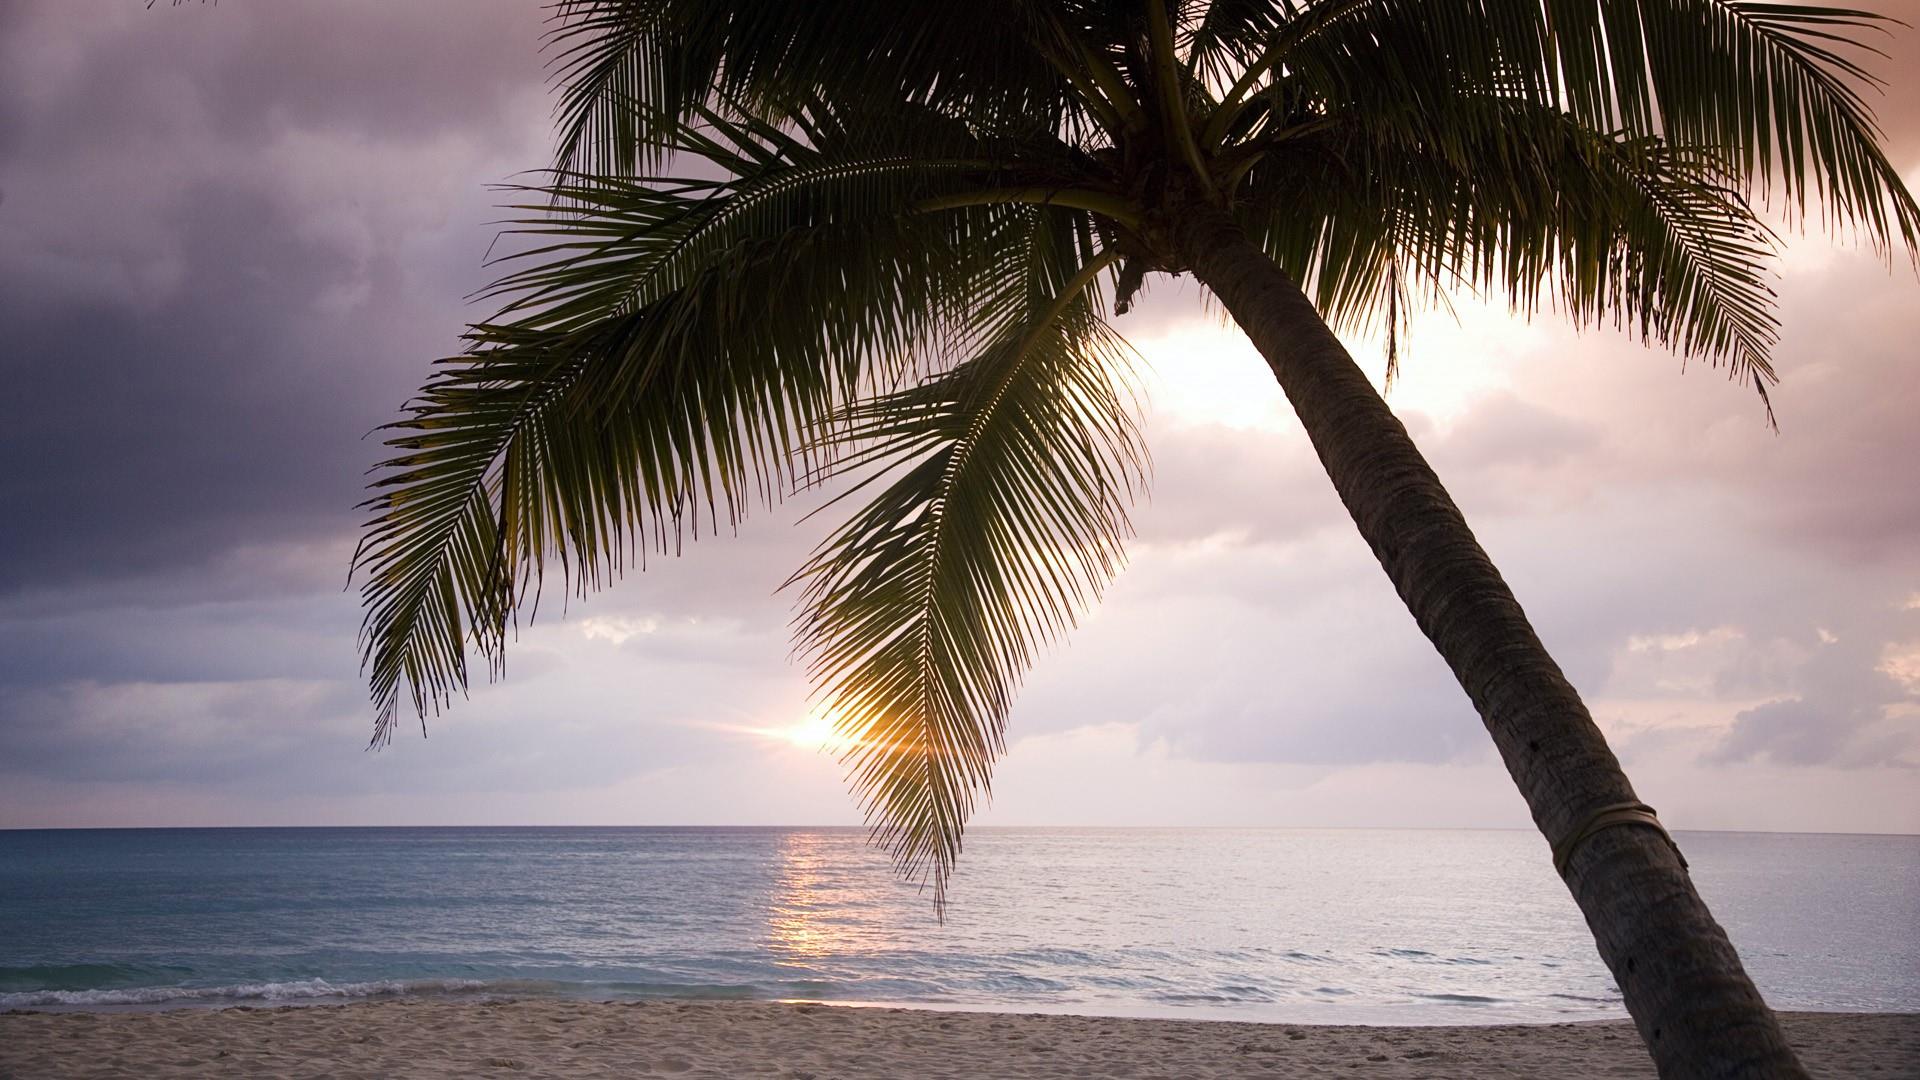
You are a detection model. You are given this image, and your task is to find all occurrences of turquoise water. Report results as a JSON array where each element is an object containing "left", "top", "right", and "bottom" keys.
[{"left": 1, "top": 827, "right": 1914, "bottom": 1023}]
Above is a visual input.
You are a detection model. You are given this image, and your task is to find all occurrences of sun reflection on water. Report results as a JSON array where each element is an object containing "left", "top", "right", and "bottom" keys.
[
  {"left": 769, "top": 834, "right": 834, "bottom": 962},
  {"left": 765, "top": 831, "right": 891, "bottom": 969}
]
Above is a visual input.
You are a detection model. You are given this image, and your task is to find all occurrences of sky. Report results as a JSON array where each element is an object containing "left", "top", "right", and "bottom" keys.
[{"left": 1, "top": 2, "right": 1916, "bottom": 836}]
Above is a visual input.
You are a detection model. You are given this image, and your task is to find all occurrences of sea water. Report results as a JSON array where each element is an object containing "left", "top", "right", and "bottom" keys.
[{"left": 1, "top": 827, "right": 1913, "bottom": 1023}]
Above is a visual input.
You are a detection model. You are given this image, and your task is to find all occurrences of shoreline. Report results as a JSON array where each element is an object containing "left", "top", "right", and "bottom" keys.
[
  {"left": 3, "top": 988, "right": 1637, "bottom": 1027},
  {"left": 4, "top": 999, "right": 1915, "bottom": 1078},
  {"left": 0, "top": 977, "right": 1644, "bottom": 1026}
]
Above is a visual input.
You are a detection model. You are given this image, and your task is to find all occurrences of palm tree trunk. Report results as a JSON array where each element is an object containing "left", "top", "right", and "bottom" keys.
[{"left": 1168, "top": 202, "right": 1807, "bottom": 1079}]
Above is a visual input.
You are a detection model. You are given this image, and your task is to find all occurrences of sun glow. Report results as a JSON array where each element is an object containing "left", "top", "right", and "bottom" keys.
[
  {"left": 757, "top": 707, "right": 855, "bottom": 755},
  {"left": 1131, "top": 296, "right": 1528, "bottom": 432}
]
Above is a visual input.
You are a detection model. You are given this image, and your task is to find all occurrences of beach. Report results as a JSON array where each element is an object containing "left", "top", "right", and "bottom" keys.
[
  {"left": 6, "top": 830, "right": 1916, "bottom": 1077},
  {"left": 3, "top": 1001, "right": 1915, "bottom": 1079}
]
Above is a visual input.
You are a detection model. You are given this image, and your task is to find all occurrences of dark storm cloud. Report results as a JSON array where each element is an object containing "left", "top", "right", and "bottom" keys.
[
  {"left": 0, "top": 2, "right": 577, "bottom": 799},
  {"left": 0, "top": 3, "right": 544, "bottom": 148},
  {"left": 1, "top": 186, "right": 378, "bottom": 593},
  {"left": 0, "top": 588, "right": 355, "bottom": 690},
  {"left": 0, "top": 676, "right": 362, "bottom": 786},
  {"left": 0, "top": 3, "right": 550, "bottom": 601}
]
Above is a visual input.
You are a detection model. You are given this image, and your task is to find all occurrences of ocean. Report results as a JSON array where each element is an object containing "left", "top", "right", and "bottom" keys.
[{"left": 1, "top": 827, "right": 1914, "bottom": 1024}]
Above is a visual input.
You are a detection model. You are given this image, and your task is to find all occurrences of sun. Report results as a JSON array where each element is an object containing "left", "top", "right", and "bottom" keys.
[{"left": 761, "top": 708, "right": 854, "bottom": 754}]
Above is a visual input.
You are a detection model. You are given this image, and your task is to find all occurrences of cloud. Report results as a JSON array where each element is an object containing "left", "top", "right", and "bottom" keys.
[
  {"left": 0, "top": 2, "right": 554, "bottom": 599},
  {"left": 2, "top": 0, "right": 1918, "bottom": 833},
  {"left": 1700, "top": 608, "right": 1920, "bottom": 768},
  {"left": 1707, "top": 696, "right": 1910, "bottom": 768},
  {"left": 0, "top": 677, "right": 360, "bottom": 785}
]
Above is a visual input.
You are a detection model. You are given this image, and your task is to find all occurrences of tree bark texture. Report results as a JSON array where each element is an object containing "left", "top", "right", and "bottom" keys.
[{"left": 1169, "top": 202, "right": 1807, "bottom": 1080}]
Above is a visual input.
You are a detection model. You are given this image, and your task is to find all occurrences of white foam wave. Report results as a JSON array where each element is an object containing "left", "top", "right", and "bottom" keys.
[{"left": 1, "top": 977, "right": 490, "bottom": 1009}]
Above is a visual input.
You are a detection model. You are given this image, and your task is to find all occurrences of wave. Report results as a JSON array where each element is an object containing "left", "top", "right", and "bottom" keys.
[
  {"left": 0, "top": 963, "right": 193, "bottom": 993},
  {"left": 1150, "top": 985, "right": 1282, "bottom": 1005},
  {"left": 0, "top": 977, "right": 493, "bottom": 1009}
]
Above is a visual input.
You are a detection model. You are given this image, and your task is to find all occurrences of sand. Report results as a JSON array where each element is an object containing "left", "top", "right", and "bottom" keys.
[{"left": 1, "top": 1000, "right": 1914, "bottom": 1079}]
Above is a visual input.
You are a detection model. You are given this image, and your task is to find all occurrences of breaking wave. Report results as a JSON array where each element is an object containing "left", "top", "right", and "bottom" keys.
[{"left": 1, "top": 977, "right": 493, "bottom": 1009}]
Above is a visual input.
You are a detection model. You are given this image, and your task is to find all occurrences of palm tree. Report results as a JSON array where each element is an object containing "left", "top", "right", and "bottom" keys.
[{"left": 354, "top": 2, "right": 1915, "bottom": 1075}]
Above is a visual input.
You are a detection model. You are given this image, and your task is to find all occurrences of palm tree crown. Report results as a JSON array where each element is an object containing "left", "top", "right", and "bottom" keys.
[{"left": 355, "top": 0, "right": 1916, "bottom": 913}]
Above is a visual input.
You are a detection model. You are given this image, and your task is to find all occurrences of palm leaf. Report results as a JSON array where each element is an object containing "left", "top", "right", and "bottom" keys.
[
  {"left": 1272, "top": 0, "right": 1919, "bottom": 252},
  {"left": 789, "top": 217, "right": 1144, "bottom": 910},
  {"left": 547, "top": 0, "right": 1074, "bottom": 177},
  {"left": 355, "top": 112, "right": 1042, "bottom": 743},
  {"left": 1240, "top": 98, "right": 1781, "bottom": 397}
]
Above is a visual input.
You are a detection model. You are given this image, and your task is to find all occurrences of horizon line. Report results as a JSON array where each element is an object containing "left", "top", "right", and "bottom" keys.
[{"left": 2, "top": 823, "right": 1915, "bottom": 838}]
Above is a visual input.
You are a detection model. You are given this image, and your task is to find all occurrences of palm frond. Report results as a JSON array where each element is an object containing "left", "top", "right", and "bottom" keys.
[
  {"left": 1179, "top": 0, "right": 1291, "bottom": 88},
  {"left": 547, "top": 0, "right": 1076, "bottom": 176},
  {"left": 1271, "top": 0, "right": 1918, "bottom": 254},
  {"left": 1239, "top": 98, "right": 1782, "bottom": 397},
  {"left": 355, "top": 110, "right": 1044, "bottom": 743},
  {"left": 1538, "top": 0, "right": 1913, "bottom": 245},
  {"left": 789, "top": 219, "right": 1144, "bottom": 911}
]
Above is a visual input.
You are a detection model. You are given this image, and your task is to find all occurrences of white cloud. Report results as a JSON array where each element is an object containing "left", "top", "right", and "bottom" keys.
[
  {"left": 579, "top": 615, "right": 662, "bottom": 645},
  {"left": 1881, "top": 641, "right": 1920, "bottom": 694},
  {"left": 1627, "top": 627, "right": 1743, "bottom": 654}
]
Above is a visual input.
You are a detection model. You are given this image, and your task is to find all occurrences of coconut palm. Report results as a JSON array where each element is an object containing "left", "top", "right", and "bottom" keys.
[{"left": 354, "top": 1, "right": 1915, "bottom": 1075}]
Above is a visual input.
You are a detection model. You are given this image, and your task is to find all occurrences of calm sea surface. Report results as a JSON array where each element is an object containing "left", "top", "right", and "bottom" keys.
[{"left": 1, "top": 827, "right": 1914, "bottom": 1024}]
